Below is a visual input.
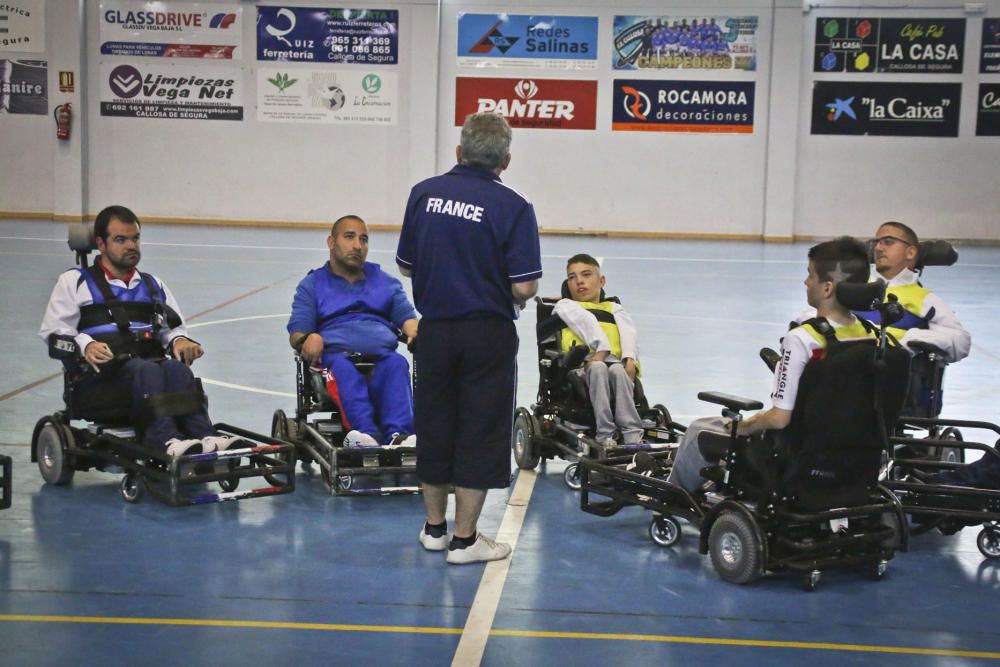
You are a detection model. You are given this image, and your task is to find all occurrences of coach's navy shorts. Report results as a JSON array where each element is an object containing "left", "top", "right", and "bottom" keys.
[{"left": 414, "top": 316, "right": 517, "bottom": 489}]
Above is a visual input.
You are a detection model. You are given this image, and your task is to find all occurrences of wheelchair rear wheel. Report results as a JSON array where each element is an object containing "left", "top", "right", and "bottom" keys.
[
  {"left": 512, "top": 408, "right": 540, "bottom": 471},
  {"left": 271, "top": 409, "right": 299, "bottom": 443},
  {"left": 653, "top": 404, "right": 672, "bottom": 427},
  {"left": 34, "top": 416, "right": 75, "bottom": 486},
  {"left": 709, "top": 511, "right": 763, "bottom": 585},
  {"left": 934, "top": 427, "right": 965, "bottom": 465}
]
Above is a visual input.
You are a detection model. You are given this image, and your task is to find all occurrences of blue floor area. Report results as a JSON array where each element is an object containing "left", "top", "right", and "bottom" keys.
[{"left": 2, "top": 220, "right": 999, "bottom": 665}]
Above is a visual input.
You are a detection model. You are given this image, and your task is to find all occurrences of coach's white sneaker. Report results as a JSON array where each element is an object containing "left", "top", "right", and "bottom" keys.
[
  {"left": 446, "top": 534, "right": 512, "bottom": 565},
  {"left": 419, "top": 525, "right": 449, "bottom": 552}
]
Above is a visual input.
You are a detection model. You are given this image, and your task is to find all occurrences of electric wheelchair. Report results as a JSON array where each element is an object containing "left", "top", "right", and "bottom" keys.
[
  {"left": 512, "top": 288, "right": 685, "bottom": 490},
  {"left": 271, "top": 348, "right": 419, "bottom": 496},
  {"left": 579, "top": 281, "right": 911, "bottom": 589},
  {"left": 31, "top": 223, "right": 296, "bottom": 506}
]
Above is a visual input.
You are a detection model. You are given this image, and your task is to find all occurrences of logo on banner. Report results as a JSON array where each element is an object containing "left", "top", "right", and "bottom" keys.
[
  {"left": 621, "top": 85, "right": 651, "bottom": 120},
  {"left": 210, "top": 13, "right": 237, "bottom": 29},
  {"left": 109, "top": 64, "right": 142, "bottom": 98},
  {"left": 265, "top": 8, "right": 297, "bottom": 48},
  {"left": 267, "top": 72, "right": 297, "bottom": 93},
  {"left": 362, "top": 74, "right": 382, "bottom": 94},
  {"left": 320, "top": 85, "right": 346, "bottom": 110},
  {"left": 825, "top": 97, "right": 856, "bottom": 121},
  {"left": 469, "top": 21, "right": 519, "bottom": 54},
  {"left": 455, "top": 77, "right": 596, "bottom": 129}
]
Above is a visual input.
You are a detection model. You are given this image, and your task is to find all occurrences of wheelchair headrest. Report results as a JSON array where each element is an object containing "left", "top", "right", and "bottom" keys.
[
  {"left": 915, "top": 239, "right": 958, "bottom": 269},
  {"left": 866, "top": 238, "right": 957, "bottom": 271},
  {"left": 68, "top": 222, "right": 97, "bottom": 253},
  {"left": 836, "top": 280, "right": 886, "bottom": 312}
]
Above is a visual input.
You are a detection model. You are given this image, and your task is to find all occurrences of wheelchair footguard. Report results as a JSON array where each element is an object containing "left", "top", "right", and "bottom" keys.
[
  {"left": 884, "top": 417, "right": 1000, "bottom": 559},
  {"left": 31, "top": 414, "right": 296, "bottom": 507},
  {"left": 0, "top": 454, "right": 11, "bottom": 510},
  {"left": 580, "top": 455, "right": 906, "bottom": 590},
  {"left": 513, "top": 404, "right": 685, "bottom": 491},
  {"left": 272, "top": 409, "right": 420, "bottom": 496}
]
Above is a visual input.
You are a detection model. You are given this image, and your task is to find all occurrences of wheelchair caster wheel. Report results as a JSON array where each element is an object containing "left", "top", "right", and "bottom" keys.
[
  {"left": 563, "top": 463, "right": 581, "bottom": 491},
  {"left": 803, "top": 570, "right": 821, "bottom": 592},
  {"left": 978, "top": 527, "right": 1000, "bottom": 559},
  {"left": 649, "top": 514, "right": 681, "bottom": 547},
  {"left": 121, "top": 474, "right": 142, "bottom": 503},
  {"left": 218, "top": 460, "right": 240, "bottom": 492},
  {"left": 866, "top": 560, "right": 888, "bottom": 581}
]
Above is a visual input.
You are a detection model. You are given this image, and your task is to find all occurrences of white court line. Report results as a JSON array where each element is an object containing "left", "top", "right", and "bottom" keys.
[
  {"left": 451, "top": 470, "right": 537, "bottom": 667},
  {"left": 8, "top": 235, "right": 1000, "bottom": 268},
  {"left": 188, "top": 313, "right": 290, "bottom": 329},
  {"left": 199, "top": 378, "right": 294, "bottom": 398}
]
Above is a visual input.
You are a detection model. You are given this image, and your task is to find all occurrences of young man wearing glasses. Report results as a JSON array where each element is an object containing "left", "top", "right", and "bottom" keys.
[{"left": 865, "top": 221, "right": 970, "bottom": 363}]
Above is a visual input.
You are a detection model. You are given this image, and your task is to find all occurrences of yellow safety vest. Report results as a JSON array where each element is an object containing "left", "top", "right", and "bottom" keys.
[{"left": 560, "top": 301, "right": 624, "bottom": 359}]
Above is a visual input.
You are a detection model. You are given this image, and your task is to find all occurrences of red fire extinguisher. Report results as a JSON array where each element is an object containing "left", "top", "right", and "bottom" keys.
[{"left": 54, "top": 103, "right": 72, "bottom": 140}]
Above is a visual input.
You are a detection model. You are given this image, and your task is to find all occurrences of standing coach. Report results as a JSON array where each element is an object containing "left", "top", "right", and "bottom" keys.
[{"left": 396, "top": 113, "right": 541, "bottom": 564}]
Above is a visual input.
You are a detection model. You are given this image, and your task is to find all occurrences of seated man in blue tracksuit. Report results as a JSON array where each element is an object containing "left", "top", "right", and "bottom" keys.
[{"left": 287, "top": 215, "right": 419, "bottom": 448}]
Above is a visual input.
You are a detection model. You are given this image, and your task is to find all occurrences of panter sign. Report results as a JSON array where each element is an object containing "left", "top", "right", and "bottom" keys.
[{"left": 454, "top": 77, "right": 596, "bottom": 130}]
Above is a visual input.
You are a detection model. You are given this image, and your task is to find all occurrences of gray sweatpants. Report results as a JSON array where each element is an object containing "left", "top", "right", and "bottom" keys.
[
  {"left": 579, "top": 361, "right": 645, "bottom": 444},
  {"left": 667, "top": 416, "right": 730, "bottom": 492}
]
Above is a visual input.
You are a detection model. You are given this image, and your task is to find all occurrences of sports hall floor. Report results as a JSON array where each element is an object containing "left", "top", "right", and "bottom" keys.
[{"left": 1, "top": 218, "right": 999, "bottom": 665}]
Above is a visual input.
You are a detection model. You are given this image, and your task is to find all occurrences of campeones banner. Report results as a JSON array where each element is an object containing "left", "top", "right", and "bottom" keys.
[
  {"left": 454, "top": 77, "right": 596, "bottom": 130},
  {"left": 99, "top": 1, "right": 243, "bottom": 59},
  {"left": 811, "top": 81, "right": 960, "bottom": 137},
  {"left": 457, "top": 14, "right": 598, "bottom": 70},
  {"left": 613, "top": 16, "right": 758, "bottom": 71},
  {"left": 256, "top": 6, "right": 398, "bottom": 65},
  {"left": 814, "top": 17, "right": 965, "bottom": 74},
  {"left": 99, "top": 62, "right": 243, "bottom": 121},
  {"left": 612, "top": 79, "right": 755, "bottom": 133}
]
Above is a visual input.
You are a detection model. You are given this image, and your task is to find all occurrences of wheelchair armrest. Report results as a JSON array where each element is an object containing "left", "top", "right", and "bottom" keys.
[
  {"left": 697, "top": 430, "right": 733, "bottom": 461},
  {"left": 697, "top": 391, "right": 763, "bottom": 413},
  {"left": 563, "top": 344, "right": 589, "bottom": 371},
  {"left": 759, "top": 347, "right": 780, "bottom": 373},
  {"left": 906, "top": 340, "right": 946, "bottom": 357},
  {"left": 48, "top": 333, "right": 79, "bottom": 360}
]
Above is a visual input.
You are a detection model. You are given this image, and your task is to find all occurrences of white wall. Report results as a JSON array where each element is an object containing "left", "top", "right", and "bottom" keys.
[{"left": 1, "top": 0, "right": 998, "bottom": 239}]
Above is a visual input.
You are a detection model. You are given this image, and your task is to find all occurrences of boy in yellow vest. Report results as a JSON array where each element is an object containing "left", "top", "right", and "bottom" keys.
[{"left": 553, "top": 254, "right": 644, "bottom": 447}]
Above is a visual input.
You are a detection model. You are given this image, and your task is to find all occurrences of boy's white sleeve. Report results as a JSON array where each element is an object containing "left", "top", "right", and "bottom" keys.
[
  {"left": 613, "top": 303, "right": 639, "bottom": 361},
  {"left": 553, "top": 299, "right": 611, "bottom": 354}
]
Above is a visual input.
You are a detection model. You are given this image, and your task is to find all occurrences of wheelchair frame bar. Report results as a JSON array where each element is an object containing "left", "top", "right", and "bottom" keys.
[
  {"left": 0, "top": 454, "right": 10, "bottom": 510},
  {"left": 579, "top": 455, "right": 705, "bottom": 526}
]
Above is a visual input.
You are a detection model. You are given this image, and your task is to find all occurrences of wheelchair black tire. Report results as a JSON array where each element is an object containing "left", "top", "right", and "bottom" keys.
[
  {"left": 563, "top": 462, "right": 581, "bottom": 490},
  {"left": 935, "top": 427, "right": 965, "bottom": 465},
  {"left": 978, "top": 527, "right": 1000, "bottom": 560},
  {"left": 649, "top": 514, "right": 682, "bottom": 547},
  {"left": 653, "top": 404, "right": 672, "bottom": 428},
  {"left": 512, "top": 408, "right": 540, "bottom": 471},
  {"left": 121, "top": 473, "right": 142, "bottom": 503},
  {"left": 34, "top": 416, "right": 75, "bottom": 486},
  {"left": 709, "top": 511, "right": 763, "bottom": 585}
]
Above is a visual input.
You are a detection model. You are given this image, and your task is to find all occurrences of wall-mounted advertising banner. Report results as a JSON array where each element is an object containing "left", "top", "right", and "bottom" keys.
[
  {"left": 814, "top": 18, "right": 964, "bottom": 73},
  {"left": 611, "top": 79, "right": 754, "bottom": 133},
  {"left": 257, "top": 68, "right": 396, "bottom": 124},
  {"left": 256, "top": 6, "right": 398, "bottom": 65},
  {"left": 99, "top": 1, "right": 242, "bottom": 59},
  {"left": 456, "top": 14, "right": 598, "bottom": 70},
  {"left": 977, "top": 83, "right": 1000, "bottom": 136},
  {"left": 613, "top": 16, "right": 758, "bottom": 71},
  {"left": 0, "top": 1, "right": 45, "bottom": 53},
  {"left": 99, "top": 62, "right": 243, "bottom": 120},
  {"left": 811, "top": 81, "right": 960, "bottom": 137},
  {"left": 454, "top": 77, "right": 596, "bottom": 130},
  {"left": 981, "top": 19, "right": 1000, "bottom": 73},
  {"left": 0, "top": 59, "right": 46, "bottom": 113}
]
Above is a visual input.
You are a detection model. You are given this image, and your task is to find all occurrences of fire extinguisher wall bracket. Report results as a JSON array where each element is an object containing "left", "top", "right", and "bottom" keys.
[{"left": 54, "top": 103, "right": 73, "bottom": 141}]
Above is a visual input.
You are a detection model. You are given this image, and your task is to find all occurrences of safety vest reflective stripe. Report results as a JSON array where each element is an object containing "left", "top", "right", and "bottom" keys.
[{"left": 560, "top": 301, "right": 624, "bottom": 359}]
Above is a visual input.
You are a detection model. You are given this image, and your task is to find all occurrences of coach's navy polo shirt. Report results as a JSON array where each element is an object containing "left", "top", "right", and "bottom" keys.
[{"left": 395, "top": 163, "right": 543, "bottom": 320}]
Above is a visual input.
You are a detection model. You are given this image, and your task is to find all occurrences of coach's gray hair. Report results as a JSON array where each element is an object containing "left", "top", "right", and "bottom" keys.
[{"left": 459, "top": 113, "right": 512, "bottom": 171}]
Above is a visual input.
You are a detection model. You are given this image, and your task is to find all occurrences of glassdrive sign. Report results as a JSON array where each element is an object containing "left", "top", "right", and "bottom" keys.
[{"left": 814, "top": 18, "right": 965, "bottom": 74}]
